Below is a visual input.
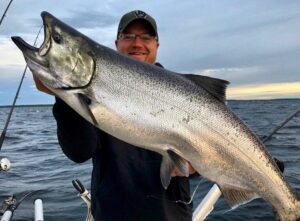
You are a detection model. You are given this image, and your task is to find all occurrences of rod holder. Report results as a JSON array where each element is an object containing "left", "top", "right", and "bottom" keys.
[
  {"left": 34, "top": 199, "right": 43, "bottom": 221},
  {"left": 0, "top": 210, "right": 12, "bottom": 221},
  {"left": 193, "top": 184, "right": 222, "bottom": 221}
]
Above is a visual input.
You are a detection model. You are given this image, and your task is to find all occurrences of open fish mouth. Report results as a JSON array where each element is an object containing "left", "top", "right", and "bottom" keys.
[
  {"left": 39, "top": 12, "right": 52, "bottom": 56},
  {"left": 11, "top": 35, "right": 67, "bottom": 89},
  {"left": 11, "top": 12, "right": 51, "bottom": 68},
  {"left": 11, "top": 13, "right": 69, "bottom": 89},
  {"left": 11, "top": 36, "right": 49, "bottom": 68}
]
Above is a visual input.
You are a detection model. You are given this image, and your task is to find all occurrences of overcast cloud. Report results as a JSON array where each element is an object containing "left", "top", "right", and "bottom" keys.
[{"left": 0, "top": 0, "right": 299, "bottom": 105}]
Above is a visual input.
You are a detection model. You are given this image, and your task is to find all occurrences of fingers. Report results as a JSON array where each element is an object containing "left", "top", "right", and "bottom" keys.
[
  {"left": 188, "top": 164, "right": 196, "bottom": 174},
  {"left": 33, "top": 75, "right": 54, "bottom": 95},
  {"left": 170, "top": 168, "right": 182, "bottom": 177},
  {"left": 171, "top": 163, "right": 196, "bottom": 177}
]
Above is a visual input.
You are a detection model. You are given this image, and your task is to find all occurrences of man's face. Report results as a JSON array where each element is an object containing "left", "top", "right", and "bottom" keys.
[{"left": 115, "top": 21, "right": 159, "bottom": 64}]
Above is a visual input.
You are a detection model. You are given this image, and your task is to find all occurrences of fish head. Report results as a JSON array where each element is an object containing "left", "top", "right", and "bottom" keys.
[{"left": 11, "top": 11, "right": 95, "bottom": 90}]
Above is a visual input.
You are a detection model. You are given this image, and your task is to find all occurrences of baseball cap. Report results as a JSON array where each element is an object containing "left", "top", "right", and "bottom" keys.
[{"left": 117, "top": 10, "right": 158, "bottom": 40}]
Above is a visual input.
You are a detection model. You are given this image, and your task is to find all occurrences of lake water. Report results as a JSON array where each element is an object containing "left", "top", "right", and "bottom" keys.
[{"left": 0, "top": 99, "right": 299, "bottom": 220}]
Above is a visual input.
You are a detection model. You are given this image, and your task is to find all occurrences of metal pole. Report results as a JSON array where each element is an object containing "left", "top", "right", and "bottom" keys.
[
  {"left": 192, "top": 184, "right": 221, "bottom": 221},
  {"left": 0, "top": 0, "right": 14, "bottom": 26}
]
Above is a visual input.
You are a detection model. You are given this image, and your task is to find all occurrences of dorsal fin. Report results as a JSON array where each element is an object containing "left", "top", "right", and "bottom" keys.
[{"left": 183, "top": 74, "right": 230, "bottom": 103}]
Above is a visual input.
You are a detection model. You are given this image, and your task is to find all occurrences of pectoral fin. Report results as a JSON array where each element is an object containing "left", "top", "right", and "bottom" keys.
[{"left": 77, "top": 93, "right": 98, "bottom": 126}]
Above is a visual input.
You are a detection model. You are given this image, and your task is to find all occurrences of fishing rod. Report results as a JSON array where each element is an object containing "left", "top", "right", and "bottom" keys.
[
  {"left": 0, "top": 0, "right": 13, "bottom": 26},
  {"left": 193, "top": 108, "right": 300, "bottom": 221},
  {"left": 262, "top": 108, "right": 300, "bottom": 143},
  {"left": 0, "top": 25, "right": 43, "bottom": 151}
]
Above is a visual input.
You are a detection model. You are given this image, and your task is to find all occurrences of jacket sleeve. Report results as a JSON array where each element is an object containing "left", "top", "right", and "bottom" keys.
[{"left": 52, "top": 97, "right": 98, "bottom": 163}]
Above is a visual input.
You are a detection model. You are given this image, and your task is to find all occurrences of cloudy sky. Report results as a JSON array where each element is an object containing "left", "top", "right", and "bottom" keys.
[{"left": 0, "top": 0, "right": 299, "bottom": 105}]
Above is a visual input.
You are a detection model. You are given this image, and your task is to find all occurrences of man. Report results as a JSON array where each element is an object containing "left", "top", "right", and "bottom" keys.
[{"left": 34, "top": 10, "right": 194, "bottom": 221}]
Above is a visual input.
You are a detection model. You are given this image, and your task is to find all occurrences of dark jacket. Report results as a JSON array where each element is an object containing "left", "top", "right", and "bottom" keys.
[{"left": 52, "top": 64, "right": 193, "bottom": 221}]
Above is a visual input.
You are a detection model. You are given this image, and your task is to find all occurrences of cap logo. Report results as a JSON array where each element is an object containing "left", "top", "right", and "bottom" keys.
[{"left": 135, "top": 10, "right": 147, "bottom": 18}]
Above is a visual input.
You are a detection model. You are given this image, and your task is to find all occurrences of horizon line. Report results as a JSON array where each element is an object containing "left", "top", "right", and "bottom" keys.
[{"left": 0, "top": 97, "right": 299, "bottom": 108}]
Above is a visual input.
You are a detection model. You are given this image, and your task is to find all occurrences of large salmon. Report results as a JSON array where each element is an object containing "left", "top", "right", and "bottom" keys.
[{"left": 12, "top": 12, "right": 300, "bottom": 220}]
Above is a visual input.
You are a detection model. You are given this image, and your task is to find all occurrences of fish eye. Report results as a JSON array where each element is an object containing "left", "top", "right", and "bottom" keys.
[{"left": 53, "top": 33, "right": 62, "bottom": 44}]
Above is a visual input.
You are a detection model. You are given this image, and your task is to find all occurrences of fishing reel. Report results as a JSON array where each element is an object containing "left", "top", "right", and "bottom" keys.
[
  {"left": 0, "top": 158, "right": 11, "bottom": 172},
  {"left": 72, "top": 179, "right": 93, "bottom": 221}
]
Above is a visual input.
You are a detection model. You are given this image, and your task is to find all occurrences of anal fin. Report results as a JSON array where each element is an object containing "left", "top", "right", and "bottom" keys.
[{"left": 220, "top": 187, "right": 259, "bottom": 209}]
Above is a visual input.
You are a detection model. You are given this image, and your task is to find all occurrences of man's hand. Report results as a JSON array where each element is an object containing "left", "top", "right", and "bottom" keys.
[
  {"left": 33, "top": 75, "right": 54, "bottom": 95},
  {"left": 171, "top": 163, "right": 196, "bottom": 177}
]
